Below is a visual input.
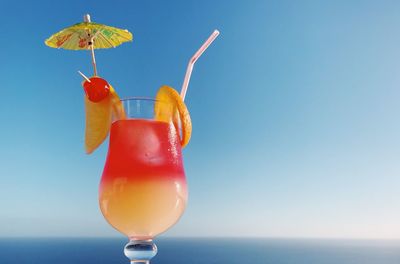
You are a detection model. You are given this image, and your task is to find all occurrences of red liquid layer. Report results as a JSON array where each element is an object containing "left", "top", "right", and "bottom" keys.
[{"left": 99, "top": 119, "right": 187, "bottom": 239}]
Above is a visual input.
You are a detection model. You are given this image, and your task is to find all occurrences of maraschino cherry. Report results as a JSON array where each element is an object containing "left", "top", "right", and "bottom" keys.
[{"left": 83, "top": 77, "right": 110, "bottom": 102}]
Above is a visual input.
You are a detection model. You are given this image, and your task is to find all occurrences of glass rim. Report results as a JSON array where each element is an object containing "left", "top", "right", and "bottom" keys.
[{"left": 120, "top": 96, "right": 157, "bottom": 102}]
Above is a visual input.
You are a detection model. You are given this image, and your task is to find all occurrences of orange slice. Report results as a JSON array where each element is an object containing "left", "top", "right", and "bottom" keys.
[
  {"left": 84, "top": 84, "right": 125, "bottom": 154},
  {"left": 155, "top": 85, "right": 192, "bottom": 147},
  {"left": 109, "top": 85, "right": 126, "bottom": 120}
]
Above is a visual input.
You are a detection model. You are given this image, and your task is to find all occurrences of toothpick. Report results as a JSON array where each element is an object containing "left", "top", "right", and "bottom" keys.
[{"left": 78, "top": 70, "right": 91, "bottom": 82}]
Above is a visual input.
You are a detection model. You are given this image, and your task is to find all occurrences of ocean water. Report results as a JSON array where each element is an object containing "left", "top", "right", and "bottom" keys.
[{"left": 0, "top": 238, "right": 399, "bottom": 264}]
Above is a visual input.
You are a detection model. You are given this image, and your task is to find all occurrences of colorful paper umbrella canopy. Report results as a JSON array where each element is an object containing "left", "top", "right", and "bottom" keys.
[{"left": 45, "top": 14, "right": 133, "bottom": 75}]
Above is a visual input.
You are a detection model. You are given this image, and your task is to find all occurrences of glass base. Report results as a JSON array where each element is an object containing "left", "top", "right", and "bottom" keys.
[{"left": 124, "top": 239, "right": 157, "bottom": 264}]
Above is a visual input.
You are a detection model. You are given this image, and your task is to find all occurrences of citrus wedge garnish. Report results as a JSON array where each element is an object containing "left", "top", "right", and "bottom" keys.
[
  {"left": 155, "top": 85, "right": 192, "bottom": 147},
  {"left": 109, "top": 85, "right": 126, "bottom": 121},
  {"left": 84, "top": 84, "right": 124, "bottom": 154},
  {"left": 84, "top": 95, "right": 112, "bottom": 154}
]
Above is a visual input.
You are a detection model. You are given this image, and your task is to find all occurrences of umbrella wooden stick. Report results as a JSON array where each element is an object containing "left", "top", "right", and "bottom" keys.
[
  {"left": 90, "top": 41, "right": 98, "bottom": 76},
  {"left": 84, "top": 14, "right": 98, "bottom": 76}
]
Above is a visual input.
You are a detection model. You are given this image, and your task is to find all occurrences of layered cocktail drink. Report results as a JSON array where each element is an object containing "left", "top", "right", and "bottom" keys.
[{"left": 100, "top": 117, "right": 188, "bottom": 240}]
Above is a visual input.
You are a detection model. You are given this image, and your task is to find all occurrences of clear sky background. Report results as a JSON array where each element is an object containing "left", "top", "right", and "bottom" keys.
[{"left": 0, "top": 0, "right": 399, "bottom": 239}]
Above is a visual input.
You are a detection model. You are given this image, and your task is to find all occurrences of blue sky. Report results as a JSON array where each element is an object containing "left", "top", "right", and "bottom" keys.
[{"left": 0, "top": 0, "right": 400, "bottom": 238}]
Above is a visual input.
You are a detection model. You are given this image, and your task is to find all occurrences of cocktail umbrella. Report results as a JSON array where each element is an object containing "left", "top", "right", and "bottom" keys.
[{"left": 45, "top": 14, "right": 133, "bottom": 76}]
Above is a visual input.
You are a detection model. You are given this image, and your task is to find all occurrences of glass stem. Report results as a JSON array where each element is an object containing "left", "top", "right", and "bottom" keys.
[{"left": 124, "top": 239, "right": 157, "bottom": 263}]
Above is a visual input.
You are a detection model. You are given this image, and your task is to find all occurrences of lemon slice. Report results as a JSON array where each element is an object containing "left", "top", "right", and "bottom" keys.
[
  {"left": 84, "top": 84, "right": 125, "bottom": 154},
  {"left": 155, "top": 85, "right": 192, "bottom": 147}
]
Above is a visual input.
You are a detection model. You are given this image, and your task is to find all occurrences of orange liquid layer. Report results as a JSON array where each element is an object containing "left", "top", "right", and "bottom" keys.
[{"left": 99, "top": 119, "right": 187, "bottom": 239}]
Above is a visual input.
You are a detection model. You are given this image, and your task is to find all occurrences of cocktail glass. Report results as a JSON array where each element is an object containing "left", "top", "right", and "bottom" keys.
[{"left": 99, "top": 97, "right": 188, "bottom": 263}]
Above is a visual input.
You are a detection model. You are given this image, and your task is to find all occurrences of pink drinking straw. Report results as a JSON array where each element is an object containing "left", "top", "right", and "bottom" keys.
[{"left": 180, "top": 29, "right": 220, "bottom": 100}]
